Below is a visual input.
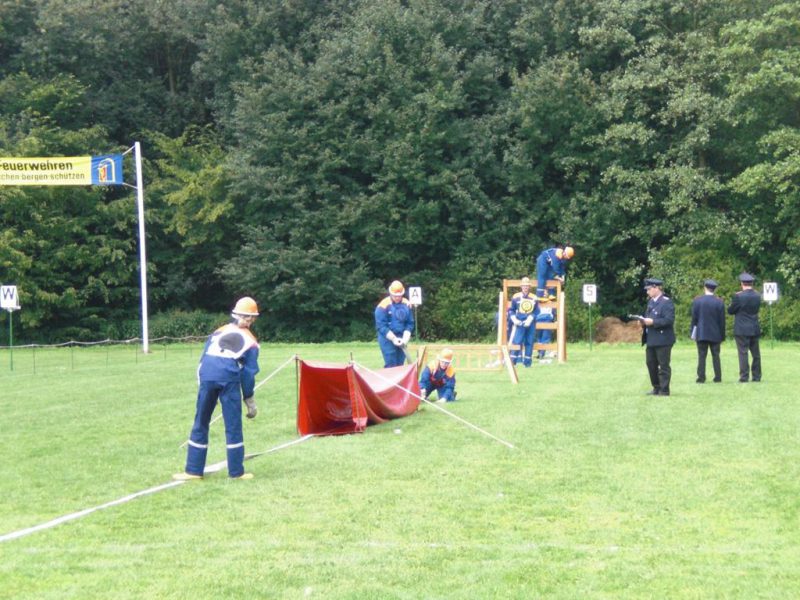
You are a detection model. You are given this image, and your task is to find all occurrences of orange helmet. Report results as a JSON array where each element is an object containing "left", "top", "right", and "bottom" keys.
[
  {"left": 389, "top": 280, "right": 405, "bottom": 295},
  {"left": 556, "top": 246, "right": 575, "bottom": 260},
  {"left": 232, "top": 296, "right": 259, "bottom": 316},
  {"left": 438, "top": 348, "right": 454, "bottom": 363}
]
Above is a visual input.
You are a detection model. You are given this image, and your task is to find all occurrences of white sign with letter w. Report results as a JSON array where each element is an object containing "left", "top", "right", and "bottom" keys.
[
  {"left": 763, "top": 282, "right": 779, "bottom": 304},
  {"left": 1, "top": 285, "right": 19, "bottom": 309}
]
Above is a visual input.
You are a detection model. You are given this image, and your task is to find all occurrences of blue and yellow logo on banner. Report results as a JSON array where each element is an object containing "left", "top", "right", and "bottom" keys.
[{"left": 0, "top": 155, "right": 124, "bottom": 186}]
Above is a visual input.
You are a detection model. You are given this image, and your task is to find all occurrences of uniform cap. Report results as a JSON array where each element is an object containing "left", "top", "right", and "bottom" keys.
[
  {"left": 389, "top": 280, "right": 405, "bottom": 295},
  {"left": 520, "top": 277, "right": 531, "bottom": 286},
  {"left": 703, "top": 279, "right": 718, "bottom": 290},
  {"left": 232, "top": 296, "right": 259, "bottom": 316},
  {"left": 438, "top": 348, "right": 454, "bottom": 362},
  {"left": 643, "top": 278, "right": 664, "bottom": 289},
  {"left": 738, "top": 272, "right": 755, "bottom": 283}
]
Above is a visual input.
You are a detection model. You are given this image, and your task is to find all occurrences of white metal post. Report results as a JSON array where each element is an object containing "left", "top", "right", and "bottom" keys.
[{"left": 133, "top": 142, "right": 150, "bottom": 353}]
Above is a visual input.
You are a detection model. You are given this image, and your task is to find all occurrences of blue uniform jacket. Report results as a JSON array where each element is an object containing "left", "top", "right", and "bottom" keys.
[
  {"left": 419, "top": 360, "right": 456, "bottom": 399},
  {"left": 643, "top": 294, "right": 676, "bottom": 347},
  {"left": 728, "top": 289, "right": 761, "bottom": 336},
  {"left": 374, "top": 296, "right": 415, "bottom": 337},
  {"left": 690, "top": 294, "right": 726, "bottom": 342},
  {"left": 198, "top": 322, "right": 260, "bottom": 397},
  {"left": 508, "top": 291, "right": 537, "bottom": 324},
  {"left": 534, "top": 304, "right": 555, "bottom": 323},
  {"left": 537, "top": 248, "right": 568, "bottom": 279}
]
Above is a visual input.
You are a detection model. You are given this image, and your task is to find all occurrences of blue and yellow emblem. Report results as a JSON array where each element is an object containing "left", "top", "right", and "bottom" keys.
[{"left": 519, "top": 298, "right": 535, "bottom": 314}]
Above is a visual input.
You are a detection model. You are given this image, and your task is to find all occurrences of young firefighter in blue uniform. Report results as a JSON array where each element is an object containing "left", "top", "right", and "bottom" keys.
[
  {"left": 174, "top": 297, "right": 260, "bottom": 481},
  {"left": 419, "top": 348, "right": 457, "bottom": 402},
  {"left": 534, "top": 302, "right": 556, "bottom": 361},
  {"left": 535, "top": 246, "right": 574, "bottom": 300},
  {"left": 375, "top": 280, "right": 415, "bottom": 367},
  {"left": 507, "top": 277, "right": 537, "bottom": 367}
]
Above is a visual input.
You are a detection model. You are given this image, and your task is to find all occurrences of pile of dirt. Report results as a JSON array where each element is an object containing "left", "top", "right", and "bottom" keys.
[{"left": 594, "top": 316, "right": 642, "bottom": 343}]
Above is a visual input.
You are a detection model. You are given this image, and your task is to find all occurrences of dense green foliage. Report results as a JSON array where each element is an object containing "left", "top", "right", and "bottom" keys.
[{"left": 1, "top": 0, "right": 798, "bottom": 342}]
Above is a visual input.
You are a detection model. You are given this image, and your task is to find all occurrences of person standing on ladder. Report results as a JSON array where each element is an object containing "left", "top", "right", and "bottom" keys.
[
  {"left": 174, "top": 297, "right": 261, "bottom": 481},
  {"left": 535, "top": 245, "right": 574, "bottom": 300}
]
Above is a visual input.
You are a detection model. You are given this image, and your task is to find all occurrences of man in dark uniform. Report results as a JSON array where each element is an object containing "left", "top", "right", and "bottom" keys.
[
  {"left": 727, "top": 272, "right": 762, "bottom": 382},
  {"left": 640, "top": 278, "right": 676, "bottom": 396},
  {"left": 690, "top": 279, "right": 726, "bottom": 383}
]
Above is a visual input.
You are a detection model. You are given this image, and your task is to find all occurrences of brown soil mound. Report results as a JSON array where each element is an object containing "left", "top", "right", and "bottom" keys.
[{"left": 594, "top": 316, "right": 642, "bottom": 343}]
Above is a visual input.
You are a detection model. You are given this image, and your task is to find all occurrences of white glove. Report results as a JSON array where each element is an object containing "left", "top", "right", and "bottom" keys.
[
  {"left": 555, "top": 275, "right": 564, "bottom": 282},
  {"left": 393, "top": 337, "right": 404, "bottom": 347},
  {"left": 401, "top": 331, "right": 411, "bottom": 345},
  {"left": 386, "top": 331, "right": 398, "bottom": 343},
  {"left": 511, "top": 316, "right": 522, "bottom": 326},
  {"left": 523, "top": 316, "right": 533, "bottom": 327}
]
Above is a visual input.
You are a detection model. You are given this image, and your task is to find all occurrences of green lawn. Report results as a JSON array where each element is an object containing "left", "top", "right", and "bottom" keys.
[{"left": 1, "top": 341, "right": 798, "bottom": 599}]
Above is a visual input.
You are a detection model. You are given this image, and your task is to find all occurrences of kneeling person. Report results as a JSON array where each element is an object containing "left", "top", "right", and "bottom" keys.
[{"left": 419, "top": 348, "right": 457, "bottom": 403}]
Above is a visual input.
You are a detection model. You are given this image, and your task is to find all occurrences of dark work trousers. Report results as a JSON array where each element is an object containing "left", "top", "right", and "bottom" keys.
[
  {"left": 734, "top": 335, "right": 761, "bottom": 382},
  {"left": 646, "top": 345, "right": 672, "bottom": 394},
  {"left": 696, "top": 341, "right": 721, "bottom": 382}
]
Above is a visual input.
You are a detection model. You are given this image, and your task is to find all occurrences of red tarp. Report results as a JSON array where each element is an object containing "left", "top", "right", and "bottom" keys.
[{"left": 297, "top": 361, "right": 421, "bottom": 435}]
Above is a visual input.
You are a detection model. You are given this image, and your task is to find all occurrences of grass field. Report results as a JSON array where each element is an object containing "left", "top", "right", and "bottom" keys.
[{"left": 1, "top": 341, "right": 799, "bottom": 599}]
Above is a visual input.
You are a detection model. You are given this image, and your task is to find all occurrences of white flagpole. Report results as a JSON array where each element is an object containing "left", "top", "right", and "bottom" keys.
[{"left": 133, "top": 142, "right": 150, "bottom": 353}]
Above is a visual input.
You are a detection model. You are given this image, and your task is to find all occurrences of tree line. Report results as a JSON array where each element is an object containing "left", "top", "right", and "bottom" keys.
[{"left": 1, "top": 0, "right": 798, "bottom": 343}]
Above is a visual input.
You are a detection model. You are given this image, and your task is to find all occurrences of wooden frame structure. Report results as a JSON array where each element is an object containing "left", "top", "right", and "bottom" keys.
[
  {"left": 410, "top": 343, "right": 518, "bottom": 384},
  {"left": 500, "top": 278, "right": 567, "bottom": 363}
]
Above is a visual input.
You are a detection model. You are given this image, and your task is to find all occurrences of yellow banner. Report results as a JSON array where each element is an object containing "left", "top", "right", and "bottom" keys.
[{"left": 0, "top": 156, "right": 124, "bottom": 186}]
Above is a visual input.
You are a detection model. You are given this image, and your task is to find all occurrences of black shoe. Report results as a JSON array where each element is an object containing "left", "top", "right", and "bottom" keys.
[
  {"left": 646, "top": 389, "right": 660, "bottom": 396},
  {"left": 696, "top": 378, "right": 705, "bottom": 383},
  {"left": 752, "top": 379, "right": 761, "bottom": 382},
  {"left": 660, "top": 391, "right": 670, "bottom": 396},
  {"left": 713, "top": 378, "right": 721, "bottom": 383},
  {"left": 738, "top": 379, "right": 749, "bottom": 383}
]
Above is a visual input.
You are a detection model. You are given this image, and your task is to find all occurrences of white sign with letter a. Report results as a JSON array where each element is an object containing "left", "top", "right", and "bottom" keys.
[
  {"left": 408, "top": 286, "right": 422, "bottom": 306},
  {"left": 1, "top": 285, "right": 19, "bottom": 309},
  {"left": 763, "top": 282, "right": 779, "bottom": 304},
  {"left": 582, "top": 284, "right": 597, "bottom": 304}
]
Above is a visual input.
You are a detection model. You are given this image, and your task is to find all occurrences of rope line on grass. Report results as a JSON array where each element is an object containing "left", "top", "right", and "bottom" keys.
[
  {"left": 0, "top": 434, "right": 315, "bottom": 544},
  {"left": 353, "top": 362, "right": 515, "bottom": 450}
]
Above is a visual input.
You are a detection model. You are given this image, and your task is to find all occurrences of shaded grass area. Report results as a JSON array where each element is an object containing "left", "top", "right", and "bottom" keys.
[{"left": 1, "top": 342, "right": 799, "bottom": 598}]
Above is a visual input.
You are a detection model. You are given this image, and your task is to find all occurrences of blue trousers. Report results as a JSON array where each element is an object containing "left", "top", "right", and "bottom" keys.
[
  {"left": 510, "top": 324, "right": 535, "bottom": 366},
  {"left": 185, "top": 380, "right": 245, "bottom": 477},
  {"left": 378, "top": 335, "right": 406, "bottom": 367},
  {"left": 535, "top": 328, "right": 553, "bottom": 357},
  {"left": 420, "top": 380, "right": 455, "bottom": 401},
  {"left": 535, "top": 254, "right": 556, "bottom": 298}
]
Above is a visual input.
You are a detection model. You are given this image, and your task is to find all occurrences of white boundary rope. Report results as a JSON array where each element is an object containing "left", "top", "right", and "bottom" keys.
[
  {"left": 179, "top": 354, "right": 298, "bottom": 449},
  {"left": 1, "top": 434, "right": 315, "bottom": 544},
  {"left": 0, "top": 481, "right": 184, "bottom": 543},
  {"left": 353, "top": 362, "right": 515, "bottom": 449}
]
